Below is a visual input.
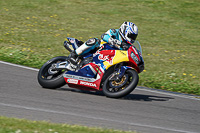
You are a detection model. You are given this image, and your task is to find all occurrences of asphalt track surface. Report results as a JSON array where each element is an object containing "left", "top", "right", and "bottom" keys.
[{"left": 0, "top": 61, "right": 200, "bottom": 133}]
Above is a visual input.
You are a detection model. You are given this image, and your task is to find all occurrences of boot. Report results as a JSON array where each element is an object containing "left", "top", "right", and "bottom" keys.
[{"left": 69, "top": 51, "right": 79, "bottom": 65}]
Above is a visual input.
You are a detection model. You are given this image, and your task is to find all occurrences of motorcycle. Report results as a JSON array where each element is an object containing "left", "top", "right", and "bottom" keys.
[{"left": 37, "top": 37, "right": 144, "bottom": 98}]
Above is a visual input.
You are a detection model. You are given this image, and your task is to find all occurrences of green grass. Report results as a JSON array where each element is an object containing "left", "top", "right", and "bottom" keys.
[
  {"left": 0, "top": 0, "right": 200, "bottom": 95},
  {"left": 0, "top": 116, "right": 135, "bottom": 133}
]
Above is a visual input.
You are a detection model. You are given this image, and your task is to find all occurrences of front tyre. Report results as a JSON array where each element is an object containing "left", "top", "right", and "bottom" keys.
[
  {"left": 103, "top": 69, "right": 139, "bottom": 98},
  {"left": 37, "top": 56, "right": 68, "bottom": 89}
]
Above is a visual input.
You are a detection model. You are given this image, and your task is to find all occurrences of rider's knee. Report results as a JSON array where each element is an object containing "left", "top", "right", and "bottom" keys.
[{"left": 85, "top": 38, "right": 100, "bottom": 46}]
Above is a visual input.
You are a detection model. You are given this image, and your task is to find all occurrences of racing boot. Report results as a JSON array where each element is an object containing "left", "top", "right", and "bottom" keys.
[{"left": 68, "top": 51, "right": 79, "bottom": 69}]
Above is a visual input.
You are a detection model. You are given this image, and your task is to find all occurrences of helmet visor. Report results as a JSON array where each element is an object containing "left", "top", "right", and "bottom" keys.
[{"left": 127, "top": 33, "right": 137, "bottom": 43}]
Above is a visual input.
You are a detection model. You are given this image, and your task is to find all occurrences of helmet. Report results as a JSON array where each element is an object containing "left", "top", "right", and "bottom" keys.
[{"left": 119, "top": 22, "right": 138, "bottom": 44}]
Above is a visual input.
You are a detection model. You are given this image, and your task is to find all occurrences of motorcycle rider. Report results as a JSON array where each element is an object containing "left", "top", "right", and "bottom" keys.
[{"left": 68, "top": 21, "right": 138, "bottom": 68}]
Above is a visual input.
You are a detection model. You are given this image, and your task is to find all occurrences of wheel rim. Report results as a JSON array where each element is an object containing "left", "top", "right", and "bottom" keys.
[{"left": 107, "top": 73, "right": 133, "bottom": 93}]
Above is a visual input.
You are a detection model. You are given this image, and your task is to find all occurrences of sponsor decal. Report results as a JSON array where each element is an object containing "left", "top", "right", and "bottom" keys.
[
  {"left": 98, "top": 54, "right": 109, "bottom": 61},
  {"left": 80, "top": 81, "right": 97, "bottom": 87},
  {"left": 64, "top": 74, "right": 96, "bottom": 82},
  {"left": 97, "top": 50, "right": 115, "bottom": 65},
  {"left": 120, "top": 51, "right": 126, "bottom": 56},
  {"left": 95, "top": 67, "right": 101, "bottom": 74},
  {"left": 67, "top": 78, "right": 78, "bottom": 84}
]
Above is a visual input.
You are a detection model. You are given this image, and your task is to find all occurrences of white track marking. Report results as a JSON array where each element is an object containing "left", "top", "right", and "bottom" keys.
[
  {"left": 0, "top": 60, "right": 199, "bottom": 101},
  {"left": 0, "top": 61, "right": 39, "bottom": 71},
  {"left": 0, "top": 102, "right": 198, "bottom": 133}
]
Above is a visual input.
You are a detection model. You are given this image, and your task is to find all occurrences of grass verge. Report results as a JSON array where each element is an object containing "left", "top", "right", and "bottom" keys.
[{"left": 0, "top": 116, "right": 135, "bottom": 133}]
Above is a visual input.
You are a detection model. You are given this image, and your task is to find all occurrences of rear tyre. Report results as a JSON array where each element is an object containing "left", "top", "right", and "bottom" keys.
[
  {"left": 37, "top": 56, "right": 68, "bottom": 89},
  {"left": 103, "top": 69, "right": 139, "bottom": 98}
]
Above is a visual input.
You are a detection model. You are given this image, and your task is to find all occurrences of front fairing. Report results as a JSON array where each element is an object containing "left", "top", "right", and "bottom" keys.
[
  {"left": 93, "top": 43, "right": 129, "bottom": 70},
  {"left": 129, "top": 41, "right": 144, "bottom": 72},
  {"left": 132, "top": 41, "right": 142, "bottom": 54},
  {"left": 93, "top": 42, "right": 144, "bottom": 73}
]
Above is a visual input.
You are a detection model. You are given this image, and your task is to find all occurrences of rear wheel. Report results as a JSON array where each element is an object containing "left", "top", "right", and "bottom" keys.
[
  {"left": 103, "top": 69, "right": 139, "bottom": 98},
  {"left": 37, "top": 56, "right": 68, "bottom": 89}
]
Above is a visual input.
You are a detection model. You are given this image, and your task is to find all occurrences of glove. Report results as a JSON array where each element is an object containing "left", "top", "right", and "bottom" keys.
[
  {"left": 108, "top": 38, "right": 121, "bottom": 48},
  {"left": 121, "top": 43, "right": 130, "bottom": 50}
]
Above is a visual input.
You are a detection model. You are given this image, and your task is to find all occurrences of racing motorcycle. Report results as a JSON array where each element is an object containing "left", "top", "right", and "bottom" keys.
[{"left": 37, "top": 37, "right": 144, "bottom": 98}]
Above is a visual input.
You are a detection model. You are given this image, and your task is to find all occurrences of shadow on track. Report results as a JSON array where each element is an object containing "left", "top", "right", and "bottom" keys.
[
  {"left": 122, "top": 94, "right": 174, "bottom": 101},
  {"left": 57, "top": 87, "right": 174, "bottom": 102}
]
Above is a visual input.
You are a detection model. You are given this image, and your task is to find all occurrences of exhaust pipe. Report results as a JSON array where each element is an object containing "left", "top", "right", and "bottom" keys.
[{"left": 63, "top": 41, "right": 73, "bottom": 52}]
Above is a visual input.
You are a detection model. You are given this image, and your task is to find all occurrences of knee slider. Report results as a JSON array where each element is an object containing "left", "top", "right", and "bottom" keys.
[{"left": 86, "top": 38, "right": 100, "bottom": 46}]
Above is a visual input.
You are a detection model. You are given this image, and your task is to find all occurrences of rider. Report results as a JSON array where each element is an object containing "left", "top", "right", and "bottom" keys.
[{"left": 68, "top": 21, "right": 138, "bottom": 67}]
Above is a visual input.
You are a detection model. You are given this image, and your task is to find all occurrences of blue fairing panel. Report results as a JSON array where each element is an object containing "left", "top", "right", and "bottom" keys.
[{"left": 66, "top": 65, "right": 96, "bottom": 78}]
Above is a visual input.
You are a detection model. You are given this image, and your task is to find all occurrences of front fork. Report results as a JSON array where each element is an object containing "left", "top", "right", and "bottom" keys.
[{"left": 109, "top": 63, "right": 130, "bottom": 81}]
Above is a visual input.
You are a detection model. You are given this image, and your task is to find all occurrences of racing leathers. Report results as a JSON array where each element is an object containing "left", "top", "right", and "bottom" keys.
[{"left": 101, "top": 29, "right": 131, "bottom": 50}]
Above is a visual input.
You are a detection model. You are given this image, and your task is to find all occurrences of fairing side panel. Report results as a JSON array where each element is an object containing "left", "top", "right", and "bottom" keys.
[{"left": 63, "top": 63, "right": 104, "bottom": 90}]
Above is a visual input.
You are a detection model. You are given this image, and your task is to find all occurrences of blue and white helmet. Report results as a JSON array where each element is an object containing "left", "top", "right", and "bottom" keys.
[{"left": 119, "top": 22, "right": 138, "bottom": 44}]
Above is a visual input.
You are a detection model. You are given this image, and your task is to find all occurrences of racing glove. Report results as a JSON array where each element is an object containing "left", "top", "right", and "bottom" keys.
[
  {"left": 121, "top": 42, "right": 130, "bottom": 50},
  {"left": 108, "top": 38, "right": 122, "bottom": 49}
]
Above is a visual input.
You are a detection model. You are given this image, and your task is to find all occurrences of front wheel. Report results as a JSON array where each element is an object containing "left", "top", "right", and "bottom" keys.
[
  {"left": 37, "top": 56, "right": 68, "bottom": 89},
  {"left": 103, "top": 69, "right": 139, "bottom": 98}
]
